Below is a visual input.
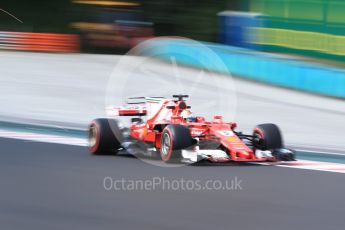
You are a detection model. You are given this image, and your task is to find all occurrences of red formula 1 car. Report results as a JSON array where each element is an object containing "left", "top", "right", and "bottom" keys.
[{"left": 88, "top": 95, "right": 295, "bottom": 163}]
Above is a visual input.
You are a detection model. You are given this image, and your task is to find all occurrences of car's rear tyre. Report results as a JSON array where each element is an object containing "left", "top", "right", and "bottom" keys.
[
  {"left": 160, "top": 124, "right": 193, "bottom": 163},
  {"left": 253, "top": 123, "right": 283, "bottom": 150},
  {"left": 88, "top": 118, "right": 123, "bottom": 155}
]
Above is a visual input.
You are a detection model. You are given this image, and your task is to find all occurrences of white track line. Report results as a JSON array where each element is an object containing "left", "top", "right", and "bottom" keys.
[
  {"left": 0, "top": 129, "right": 87, "bottom": 146},
  {"left": 294, "top": 148, "right": 345, "bottom": 157},
  {"left": 256, "top": 160, "right": 345, "bottom": 174},
  {"left": 276, "top": 160, "right": 345, "bottom": 174}
]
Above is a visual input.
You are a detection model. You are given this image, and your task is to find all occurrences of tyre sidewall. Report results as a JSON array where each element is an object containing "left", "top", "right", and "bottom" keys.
[
  {"left": 160, "top": 124, "right": 193, "bottom": 162},
  {"left": 253, "top": 123, "right": 283, "bottom": 150},
  {"left": 89, "top": 119, "right": 122, "bottom": 154}
]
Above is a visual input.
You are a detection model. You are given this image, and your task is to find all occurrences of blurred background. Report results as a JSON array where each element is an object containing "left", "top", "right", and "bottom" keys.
[
  {"left": 1, "top": 0, "right": 344, "bottom": 61},
  {"left": 1, "top": 0, "right": 344, "bottom": 101}
]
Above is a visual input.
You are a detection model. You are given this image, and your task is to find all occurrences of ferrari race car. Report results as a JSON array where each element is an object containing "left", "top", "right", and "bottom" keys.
[{"left": 88, "top": 95, "right": 295, "bottom": 163}]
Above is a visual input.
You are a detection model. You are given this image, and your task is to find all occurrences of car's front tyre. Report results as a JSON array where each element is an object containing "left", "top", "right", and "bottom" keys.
[
  {"left": 253, "top": 123, "right": 283, "bottom": 150},
  {"left": 160, "top": 124, "right": 193, "bottom": 163},
  {"left": 253, "top": 123, "right": 294, "bottom": 161}
]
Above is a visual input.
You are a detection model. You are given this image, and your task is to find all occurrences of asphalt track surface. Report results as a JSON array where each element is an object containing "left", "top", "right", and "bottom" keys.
[{"left": 1, "top": 137, "right": 345, "bottom": 230}]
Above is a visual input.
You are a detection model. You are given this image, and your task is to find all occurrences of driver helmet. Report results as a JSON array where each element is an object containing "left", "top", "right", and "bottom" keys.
[{"left": 181, "top": 109, "right": 196, "bottom": 122}]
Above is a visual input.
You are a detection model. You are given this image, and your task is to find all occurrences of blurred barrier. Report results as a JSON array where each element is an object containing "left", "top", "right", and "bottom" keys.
[
  {"left": 248, "top": 26, "right": 345, "bottom": 56},
  {"left": 146, "top": 39, "right": 345, "bottom": 98},
  {"left": 0, "top": 32, "right": 80, "bottom": 52},
  {"left": 221, "top": 0, "right": 345, "bottom": 60},
  {"left": 218, "top": 11, "right": 263, "bottom": 50}
]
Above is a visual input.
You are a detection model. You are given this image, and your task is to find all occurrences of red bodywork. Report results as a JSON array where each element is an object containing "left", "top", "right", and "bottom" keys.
[{"left": 111, "top": 98, "right": 275, "bottom": 162}]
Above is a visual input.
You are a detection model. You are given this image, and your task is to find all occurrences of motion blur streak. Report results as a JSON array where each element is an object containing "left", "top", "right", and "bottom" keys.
[
  {"left": 249, "top": 27, "right": 345, "bottom": 56},
  {"left": 0, "top": 8, "right": 23, "bottom": 23},
  {"left": 0, "top": 32, "right": 80, "bottom": 52},
  {"left": 73, "top": 0, "right": 140, "bottom": 6}
]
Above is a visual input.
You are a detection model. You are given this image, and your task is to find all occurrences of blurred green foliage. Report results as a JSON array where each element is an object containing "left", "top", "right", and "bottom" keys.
[
  {"left": 0, "top": 0, "right": 242, "bottom": 41},
  {"left": 142, "top": 0, "right": 229, "bottom": 41},
  {"left": 0, "top": 0, "right": 74, "bottom": 33},
  {"left": 249, "top": 0, "right": 345, "bottom": 60}
]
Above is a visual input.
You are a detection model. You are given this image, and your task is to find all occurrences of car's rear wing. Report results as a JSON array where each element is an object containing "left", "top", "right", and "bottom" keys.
[
  {"left": 106, "top": 105, "right": 147, "bottom": 117},
  {"left": 106, "top": 97, "right": 166, "bottom": 117},
  {"left": 126, "top": 96, "right": 165, "bottom": 105}
]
